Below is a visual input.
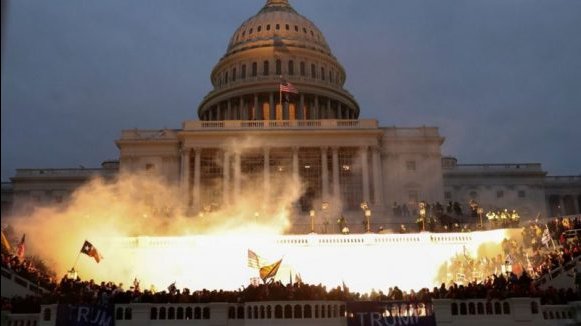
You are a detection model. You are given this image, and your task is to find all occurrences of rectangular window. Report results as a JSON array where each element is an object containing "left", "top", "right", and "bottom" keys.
[
  {"left": 300, "top": 62, "right": 305, "bottom": 76},
  {"left": 311, "top": 64, "right": 316, "bottom": 78},
  {"left": 321, "top": 67, "right": 325, "bottom": 81},
  {"left": 232, "top": 68, "right": 236, "bottom": 81},
  {"left": 496, "top": 190, "right": 504, "bottom": 198},
  {"left": 241, "top": 65, "right": 246, "bottom": 79},
  {"left": 518, "top": 190, "right": 526, "bottom": 198},
  {"left": 263, "top": 61, "right": 269, "bottom": 76},
  {"left": 252, "top": 62, "right": 257, "bottom": 77},
  {"left": 406, "top": 160, "right": 416, "bottom": 171}
]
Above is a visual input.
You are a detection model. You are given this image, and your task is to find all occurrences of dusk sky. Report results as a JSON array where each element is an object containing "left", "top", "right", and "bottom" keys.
[{"left": 2, "top": 0, "right": 580, "bottom": 181}]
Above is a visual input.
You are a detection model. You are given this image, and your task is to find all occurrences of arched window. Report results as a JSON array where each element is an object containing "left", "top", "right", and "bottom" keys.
[
  {"left": 237, "top": 306, "right": 244, "bottom": 319},
  {"left": 202, "top": 307, "right": 210, "bottom": 319},
  {"left": 241, "top": 64, "right": 246, "bottom": 79},
  {"left": 328, "top": 305, "right": 333, "bottom": 317},
  {"left": 247, "top": 306, "right": 252, "bottom": 319},
  {"left": 284, "top": 305, "right": 292, "bottom": 318},
  {"left": 266, "top": 24, "right": 271, "bottom": 31},
  {"left": 267, "top": 305, "right": 272, "bottom": 318},
  {"left": 300, "top": 62, "right": 305, "bottom": 76},
  {"left": 304, "top": 305, "right": 312, "bottom": 318},
  {"left": 232, "top": 68, "right": 237, "bottom": 82},
  {"left": 186, "top": 307, "right": 193, "bottom": 319},
  {"left": 460, "top": 303, "right": 467, "bottom": 315},
  {"left": 477, "top": 302, "right": 484, "bottom": 314},
  {"left": 451, "top": 303, "right": 458, "bottom": 315},
  {"left": 176, "top": 307, "right": 183, "bottom": 319},
  {"left": 260, "top": 306, "right": 265, "bottom": 319},
  {"left": 315, "top": 305, "right": 319, "bottom": 318},
  {"left": 294, "top": 304, "right": 302, "bottom": 318},
  {"left": 285, "top": 24, "right": 290, "bottom": 30},
  {"left": 486, "top": 302, "right": 492, "bottom": 314},
  {"left": 503, "top": 302, "right": 510, "bottom": 314},
  {"left": 531, "top": 301, "right": 539, "bottom": 314},
  {"left": 494, "top": 302, "right": 501, "bottom": 315},
  {"left": 340, "top": 305, "right": 346, "bottom": 317},
  {"left": 168, "top": 307, "right": 175, "bottom": 320},
  {"left": 194, "top": 307, "right": 201, "bottom": 319},
  {"left": 276, "top": 24, "right": 280, "bottom": 30},
  {"left": 159, "top": 307, "right": 166, "bottom": 320},
  {"left": 116, "top": 307, "right": 123, "bottom": 320},
  {"left": 150, "top": 307, "right": 158, "bottom": 320},
  {"left": 276, "top": 60, "right": 282, "bottom": 75},
  {"left": 275, "top": 305, "right": 283, "bottom": 319},
  {"left": 263, "top": 61, "right": 269, "bottom": 76},
  {"left": 294, "top": 25, "right": 299, "bottom": 32},
  {"left": 468, "top": 302, "right": 475, "bottom": 315},
  {"left": 228, "top": 307, "right": 235, "bottom": 319},
  {"left": 253, "top": 306, "right": 258, "bottom": 319},
  {"left": 321, "top": 305, "right": 326, "bottom": 318},
  {"left": 43, "top": 308, "right": 51, "bottom": 321},
  {"left": 257, "top": 25, "right": 262, "bottom": 32},
  {"left": 124, "top": 308, "right": 132, "bottom": 320},
  {"left": 288, "top": 60, "right": 294, "bottom": 75}
]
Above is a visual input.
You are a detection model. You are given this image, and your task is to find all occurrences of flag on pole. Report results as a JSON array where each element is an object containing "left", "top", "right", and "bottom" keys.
[
  {"left": 279, "top": 80, "right": 299, "bottom": 94},
  {"left": 167, "top": 281, "right": 177, "bottom": 294},
  {"left": 247, "top": 249, "right": 262, "bottom": 269},
  {"left": 259, "top": 258, "right": 282, "bottom": 283},
  {"left": 541, "top": 228, "right": 551, "bottom": 247},
  {"left": 16, "top": 234, "right": 25, "bottom": 260},
  {"left": 1, "top": 230, "right": 11, "bottom": 252},
  {"left": 505, "top": 253, "right": 513, "bottom": 265},
  {"left": 80, "top": 240, "right": 103, "bottom": 263}
]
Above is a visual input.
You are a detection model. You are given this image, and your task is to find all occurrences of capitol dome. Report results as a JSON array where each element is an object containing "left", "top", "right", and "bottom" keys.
[{"left": 198, "top": 0, "right": 359, "bottom": 121}]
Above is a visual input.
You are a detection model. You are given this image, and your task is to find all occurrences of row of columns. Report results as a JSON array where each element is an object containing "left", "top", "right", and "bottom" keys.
[
  {"left": 180, "top": 146, "right": 384, "bottom": 211},
  {"left": 202, "top": 93, "right": 357, "bottom": 121}
]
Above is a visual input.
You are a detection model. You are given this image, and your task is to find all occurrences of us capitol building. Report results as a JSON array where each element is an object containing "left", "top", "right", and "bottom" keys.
[{"left": 2, "top": 0, "right": 580, "bottom": 228}]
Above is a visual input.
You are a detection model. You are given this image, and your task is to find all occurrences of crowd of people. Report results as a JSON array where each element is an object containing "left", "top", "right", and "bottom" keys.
[
  {"left": 391, "top": 200, "right": 523, "bottom": 233},
  {"left": 1, "top": 217, "right": 579, "bottom": 316}
]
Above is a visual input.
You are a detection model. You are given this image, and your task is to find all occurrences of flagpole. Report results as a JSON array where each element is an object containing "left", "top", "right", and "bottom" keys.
[{"left": 71, "top": 251, "right": 82, "bottom": 270}]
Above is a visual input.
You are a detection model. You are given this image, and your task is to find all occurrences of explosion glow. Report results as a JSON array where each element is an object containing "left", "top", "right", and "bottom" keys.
[{"left": 7, "top": 172, "right": 521, "bottom": 294}]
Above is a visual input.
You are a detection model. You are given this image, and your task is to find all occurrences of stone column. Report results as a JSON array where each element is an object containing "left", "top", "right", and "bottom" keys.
[
  {"left": 234, "top": 151, "right": 241, "bottom": 202},
  {"left": 321, "top": 147, "right": 329, "bottom": 201},
  {"left": 254, "top": 94, "right": 259, "bottom": 120},
  {"left": 239, "top": 97, "right": 246, "bottom": 120},
  {"left": 332, "top": 147, "right": 340, "bottom": 199},
  {"left": 180, "top": 147, "right": 191, "bottom": 202},
  {"left": 193, "top": 148, "right": 202, "bottom": 210},
  {"left": 314, "top": 96, "right": 319, "bottom": 119},
  {"left": 292, "top": 147, "right": 299, "bottom": 184},
  {"left": 227, "top": 100, "right": 232, "bottom": 120},
  {"left": 269, "top": 92, "right": 275, "bottom": 120},
  {"left": 559, "top": 196, "right": 565, "bottom": 215},
  {"left": 361, "top": 146, "right": 370, "bottom": 204},
  {"left": 223, "top": 150, "right": 230, "bottom": 206},
  {"left": 337, "top": 103, "right": 342, "bottom": 119},
  {"left": 263, "top": 148, "right": 270, "bottom": 203},
  {"left": 372, "top": 146, "right": 384, "bottom": 208},
  {"left": 299, "top": 94, "right": 305, "bottom": 120}
]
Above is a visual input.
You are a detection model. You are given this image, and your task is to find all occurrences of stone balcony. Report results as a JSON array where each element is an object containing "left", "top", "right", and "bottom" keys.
[{"left": 182, "top": 119, "right": 378, "bottom": 131}]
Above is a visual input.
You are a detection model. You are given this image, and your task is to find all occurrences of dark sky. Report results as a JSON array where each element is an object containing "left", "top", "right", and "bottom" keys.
[{"left": 2, "top": 0, "right": 580, "bottom": 181}]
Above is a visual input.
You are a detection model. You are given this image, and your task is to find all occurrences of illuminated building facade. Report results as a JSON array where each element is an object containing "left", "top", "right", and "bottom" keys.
[{"left": 2, "top": 0, "right": 580, "bottom": 226}]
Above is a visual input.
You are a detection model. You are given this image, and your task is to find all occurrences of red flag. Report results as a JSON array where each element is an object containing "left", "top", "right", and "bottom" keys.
[
  {"left": 80, "top": 240, "right": 103, "bottom": 263},
  {"left": 16, "top": 234, "right": 25, "bottom": 260}
]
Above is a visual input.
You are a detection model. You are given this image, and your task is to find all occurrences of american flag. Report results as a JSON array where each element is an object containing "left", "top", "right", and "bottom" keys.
[
  {"left": 247, "top": 249, "right": 262, "bottom": 269},
  {"left": 279, "top": 81, "right": 299, "bottom": 94}
]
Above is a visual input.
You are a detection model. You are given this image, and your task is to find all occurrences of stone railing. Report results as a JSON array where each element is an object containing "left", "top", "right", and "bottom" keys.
[
  {"left": 182, "top": 119, "right": 377, "bottom": 131},
  {"left": 446, "top": 163, "right": 543, "bottom": 172},
  {"left": 13, "top": 168, "right": 116, "bottom": 178}
]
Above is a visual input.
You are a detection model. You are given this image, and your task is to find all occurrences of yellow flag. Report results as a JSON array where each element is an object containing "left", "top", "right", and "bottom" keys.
[
  {"left": 1, "top": 230, "right": 11, "bottom": 252},
  {"left": 259, "top": 259, "right": 282, "bottom": 283}
]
